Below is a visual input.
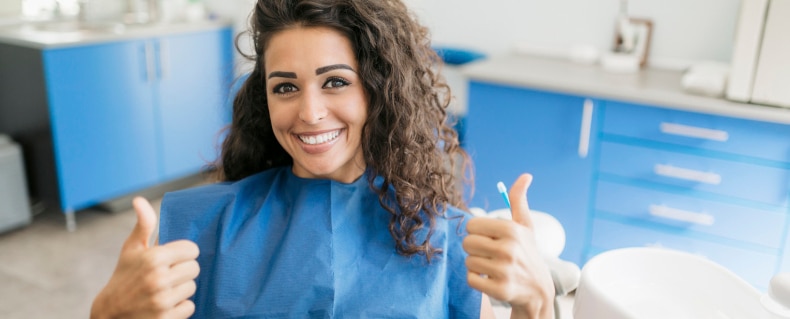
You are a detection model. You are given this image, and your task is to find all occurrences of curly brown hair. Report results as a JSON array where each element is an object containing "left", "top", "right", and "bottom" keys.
[{"left": 213, "top": 0, "right": 472, "bottom": 260}]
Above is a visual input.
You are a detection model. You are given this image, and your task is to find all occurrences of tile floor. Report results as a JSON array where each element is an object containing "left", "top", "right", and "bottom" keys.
[{"left": 0, "top": 189, "right": 575, "bottom": 319}]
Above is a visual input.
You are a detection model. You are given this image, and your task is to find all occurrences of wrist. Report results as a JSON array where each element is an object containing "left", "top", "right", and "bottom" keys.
[
  {"left": 90, "top": 291, "right": 115, "bottom": 319},
  {"left": 510, "top": 299, "right": 554, "bottom": 319},
  {"left": 509, "top": 287, "right": 556, "bottom": 319}
]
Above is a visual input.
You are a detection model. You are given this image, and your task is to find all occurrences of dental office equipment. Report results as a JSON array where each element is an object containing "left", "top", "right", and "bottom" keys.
[{"left": 497, "top": 181, "right": 511, "bottom": 210}]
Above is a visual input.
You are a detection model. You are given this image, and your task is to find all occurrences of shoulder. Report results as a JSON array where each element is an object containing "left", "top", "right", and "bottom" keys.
[{"left": 438, "top": 206, "right": 473, "bottom": 238}]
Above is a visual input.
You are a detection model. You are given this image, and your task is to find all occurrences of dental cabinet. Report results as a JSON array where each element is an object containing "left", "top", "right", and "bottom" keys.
[
  {"left": 464, "top": 55, "right": 790, "bottom": 290},
  {"left": 0, "top": 23, "right": 233, "bottom": 226}
]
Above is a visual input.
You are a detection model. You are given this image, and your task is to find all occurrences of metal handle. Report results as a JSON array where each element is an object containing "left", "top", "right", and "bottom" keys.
[
  {"left": 648, "top": 204, "right": 715, "bottom": 226},
  {"left": 578, "top": 99, "right": 594, "bottom": 158},
  {"left": 144, "top": 41, "right": 155, "bottom": 83},
  {"left": 654, "top": 163, "right": 721, "bottom": 185},
  {"left": 659, "top": 122, "right": 729, "bottom": 142},
  {"left": 157, "top": 40, "right": 169, "bottom": 80}
]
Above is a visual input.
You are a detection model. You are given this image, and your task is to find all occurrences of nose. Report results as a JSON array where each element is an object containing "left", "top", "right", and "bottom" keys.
[{"left": 298, "top": 88, "right": 328, "bottom": 124}]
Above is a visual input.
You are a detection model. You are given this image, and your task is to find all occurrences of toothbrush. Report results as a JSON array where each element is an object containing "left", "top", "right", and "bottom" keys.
[{"left": 496, "top": 181, "right": 511, "bottom": 210}]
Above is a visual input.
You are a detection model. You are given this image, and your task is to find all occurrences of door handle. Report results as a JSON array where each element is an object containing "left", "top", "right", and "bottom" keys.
[
  {"left": 578, "top": 99, "right": 594, "bottom": 158},
  {"left": 144, "top": 41, "right": 155, "bottom": 83}
]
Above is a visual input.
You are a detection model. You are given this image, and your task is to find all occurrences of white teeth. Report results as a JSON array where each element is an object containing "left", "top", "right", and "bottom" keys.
[{"left": 299, "top": 130, "right": 340, "bottom": 145}]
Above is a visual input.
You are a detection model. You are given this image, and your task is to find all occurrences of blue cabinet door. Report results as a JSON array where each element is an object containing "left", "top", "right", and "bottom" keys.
[
  {"left": 155, "top": 28, "right": 234, "bottom": 180},
  {"left": 43, "top": 41, "right": 160, "bottom": 211},
  {"left": 464, "top": 81, "right": 597, "bottom": 264}
]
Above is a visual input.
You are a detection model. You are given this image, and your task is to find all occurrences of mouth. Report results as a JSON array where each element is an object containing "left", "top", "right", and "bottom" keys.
[{"left": 296, "top": 129, "right": 342, "bottom": 145}]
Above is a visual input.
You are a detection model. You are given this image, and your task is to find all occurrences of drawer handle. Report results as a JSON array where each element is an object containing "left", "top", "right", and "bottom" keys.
[
  {"left": 144, "top": 41, "right": 156, "bottom": 83},
  {"left": 659, "top": 122, "right": 729, "bottom": 142},
  {"left": 578, "top": 99, "right": 594, "bottom": 158},
  {"left": 654, "top": 164, "right": 722, "bottom": 185},
  {"left": 649, "top": 204, "right": 715, "bottom": 226}
]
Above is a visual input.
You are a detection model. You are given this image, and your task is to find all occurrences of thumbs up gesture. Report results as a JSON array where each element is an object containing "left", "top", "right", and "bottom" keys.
[
  {"left": 463, "top": 174, "right": 556, "bottom": 319},
  {"left": 91, "top": 197, "right": 200, "bottom": 319}
]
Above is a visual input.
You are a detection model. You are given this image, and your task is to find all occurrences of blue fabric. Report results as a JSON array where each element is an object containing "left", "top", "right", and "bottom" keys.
[{"left": 159, "top": 166, "right": 481, "bottom": 318}]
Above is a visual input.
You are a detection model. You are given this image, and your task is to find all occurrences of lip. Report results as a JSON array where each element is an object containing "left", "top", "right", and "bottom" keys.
[{"left": 293, "top": 128, "right": 344, "bottom": 154}]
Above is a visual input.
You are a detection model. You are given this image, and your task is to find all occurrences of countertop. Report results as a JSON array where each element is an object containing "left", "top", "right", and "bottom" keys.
[
  {"left": 462, "top": 54, "right": 790, "bottom": 125},
  {"left": 0, "top": 19, "right": 232, "bottom": 49}
]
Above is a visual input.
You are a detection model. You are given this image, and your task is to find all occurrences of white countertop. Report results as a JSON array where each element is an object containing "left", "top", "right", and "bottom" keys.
[
  {"left": 0, "top": 19, "right": 232, "bottom": 49},
  {"left": 462, "top": 54, "right": 790, "bottom": 125}
]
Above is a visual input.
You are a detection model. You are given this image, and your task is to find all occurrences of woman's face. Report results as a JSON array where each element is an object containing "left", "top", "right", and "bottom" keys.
[{"left": 264, "top": 26, "right": 368, "bottom": 183}]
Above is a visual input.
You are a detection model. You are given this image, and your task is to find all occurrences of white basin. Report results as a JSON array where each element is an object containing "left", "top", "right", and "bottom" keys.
[{"left": 574, "top": 247, "right": 789, "bottom": 319}]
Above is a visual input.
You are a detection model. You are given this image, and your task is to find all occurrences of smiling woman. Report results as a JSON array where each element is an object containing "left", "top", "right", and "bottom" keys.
[
  {"left": 264, "top": 27, "right": 367, "bottom": 183},
  {"left": 89, "top": 1, "right": 556, "bottom": 318}
]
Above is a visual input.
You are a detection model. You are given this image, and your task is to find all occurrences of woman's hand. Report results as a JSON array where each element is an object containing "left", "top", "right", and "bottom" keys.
[
  {"left": 91, "top": 197, "right": 200, "bottom": 319},
  {"left": 463, "top": 174, "right": 555, "bottom": 319}
]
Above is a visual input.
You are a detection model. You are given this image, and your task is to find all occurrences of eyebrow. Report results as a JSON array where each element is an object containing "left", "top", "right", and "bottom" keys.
[
  {"left": 316, "top": 64, "right": 355, "bottom": 75},
  {"left": 268, "top": 71, "right": 297, "bottom": 79}
]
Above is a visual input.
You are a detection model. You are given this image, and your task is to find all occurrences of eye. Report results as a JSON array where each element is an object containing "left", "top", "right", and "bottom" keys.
[
  {"left": 273, "top": 83, "right": 298, "bottom": 95},
  {"left": 323, "top": 77, "right": 350, "bottom": 89}
]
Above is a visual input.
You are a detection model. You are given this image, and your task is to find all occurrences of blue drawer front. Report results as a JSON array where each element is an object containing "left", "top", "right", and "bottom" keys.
[
  {"left": 589, "top": 219, "right": 777, "bottom": 290},
  {"left": 594, "top": 180, "right": 786, "bottom": 248},
  {"left": 598, "top": 141, "right": 790, "bottom": 206},
  {"left": 602, "top": 101, "right": 790, "bottom": 162}
]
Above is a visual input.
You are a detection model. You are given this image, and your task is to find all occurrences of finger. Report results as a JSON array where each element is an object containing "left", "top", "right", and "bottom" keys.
[
  {"left": 466, "top": 217, "right": 519, "bottom": 239},
  {"left": 171, "top": 280, "right": 198, "bottom": 306},
  {"left": 467, "top": 271, "right": 501, "bottom": 298},
  {"left": 462, "top": 234, "right": 498, "bottom": 258},
  {"left": 165, "top": 299, "right": 196, "bottom": 319},
  {"left": 152, "top": 279, "right": 196, "bottom": 311},
  {"left": 465, "top": 256, "right": 505, "bottom": 279},
  {"left": 509, "top": 174, "right": 534, "bottom": 229},
  {"left": 163, "top": 260, "right": 201, "bottom": 288},
  {"left": 123, "top": 197, "right": 158, "bottom": 251},
  {"left": 153, "top": 240, "right": 200, "bottom": 266}
]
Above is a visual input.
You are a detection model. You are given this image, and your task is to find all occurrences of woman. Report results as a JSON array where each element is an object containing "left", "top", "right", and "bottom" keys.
[{"left": 90, "top": 0, "right": 554, "bottom": 318}]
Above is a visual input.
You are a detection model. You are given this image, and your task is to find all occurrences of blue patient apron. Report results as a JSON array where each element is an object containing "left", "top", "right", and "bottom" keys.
[{"left": 159, "top": 166, "right": 481, "bottom": 318}]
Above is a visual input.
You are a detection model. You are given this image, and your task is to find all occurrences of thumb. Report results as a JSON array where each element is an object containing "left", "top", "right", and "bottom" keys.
[
  {"left": 509, "top": 173, "right": 534, "bottom": 229},
  {"left": 123, "top": 197, "right": 158, "bottom": 251}
]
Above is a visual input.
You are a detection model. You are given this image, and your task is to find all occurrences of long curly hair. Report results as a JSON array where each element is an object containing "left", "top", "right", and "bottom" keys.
[{"left": 214, "top": 0, "right": 472, "bottom": 260}]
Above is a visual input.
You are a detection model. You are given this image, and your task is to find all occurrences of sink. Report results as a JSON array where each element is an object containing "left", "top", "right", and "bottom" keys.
[{"left": 573, "top": 247, "right": 790, "bottom": 319}]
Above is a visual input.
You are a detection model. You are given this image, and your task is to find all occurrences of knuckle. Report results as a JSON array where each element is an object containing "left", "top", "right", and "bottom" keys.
[
  {"left": 182, "top": 299, "right": 196, "bottom": 317},
  {"left": 495, "top": 243, "right": 516, "bottom": 263},
  {"left": 143, "top": 271, "right": 166, "bottom": 292},
  {"left": 189, "top": 260, "right": 201, "bottom": 278},
  {"left": 142, "top": 251, "right": 164, "bottom": 268}
]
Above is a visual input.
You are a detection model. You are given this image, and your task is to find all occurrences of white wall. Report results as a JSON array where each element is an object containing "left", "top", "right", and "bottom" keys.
[
  {"left": 0, "top": 0, "right": 21, "bottom": 18},
  {"left": 405, "top": 0, "right": 742, "bottom": 68}
]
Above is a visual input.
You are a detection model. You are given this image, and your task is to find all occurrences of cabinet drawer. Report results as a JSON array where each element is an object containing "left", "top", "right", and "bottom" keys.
[
  {"left": 601, "top": 101, "right": 790, "bottom": 162},
  {"left": 589, "top": 219, "right": 778, "bottom": 289},
  {"left": 598, "top": 141, "right": 790, "bottom": 206},
  {"left": 594, "top": 180, "right": 786, "bottom": 248}
]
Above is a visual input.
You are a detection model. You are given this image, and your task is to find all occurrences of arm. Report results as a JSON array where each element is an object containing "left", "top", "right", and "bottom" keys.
[{"left": 90, "top": 197, "right": 200, "bottom": 319}]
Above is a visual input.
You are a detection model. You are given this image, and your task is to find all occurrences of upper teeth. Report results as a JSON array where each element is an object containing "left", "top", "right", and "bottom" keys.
[{"left": 299, "top": 130, "right": 340, "bottom": 145}]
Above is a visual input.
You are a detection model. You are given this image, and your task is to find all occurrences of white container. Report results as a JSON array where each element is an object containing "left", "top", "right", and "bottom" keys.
[{"left": 0, "top": 135, "right": 32, "bottom": 234}]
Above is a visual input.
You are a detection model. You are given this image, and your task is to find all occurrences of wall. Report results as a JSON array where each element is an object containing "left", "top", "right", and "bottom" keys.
[
  {"left": 0, "top": 0, "right": 740, "bottom": 68},
  {"left": 405, "top": 0, "right": 742, "bottom": 69},
  {"left": 0, "top": 0, "right": 21, "bottom": 18}
]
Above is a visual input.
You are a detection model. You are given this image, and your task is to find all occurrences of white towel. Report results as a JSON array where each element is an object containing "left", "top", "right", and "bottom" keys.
[{"left": 681, "top": 61, "right": 730, "bottom": 98}]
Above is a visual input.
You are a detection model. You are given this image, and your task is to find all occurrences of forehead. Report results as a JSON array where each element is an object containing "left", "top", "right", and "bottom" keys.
[{"left": 264, "top": 26, "right": 358, "bottom": 71}]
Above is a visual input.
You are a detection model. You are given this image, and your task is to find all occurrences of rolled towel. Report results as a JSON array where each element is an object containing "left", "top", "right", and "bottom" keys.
[{"left": 681, "top": 61, "right": 730, "bottom": 98}]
